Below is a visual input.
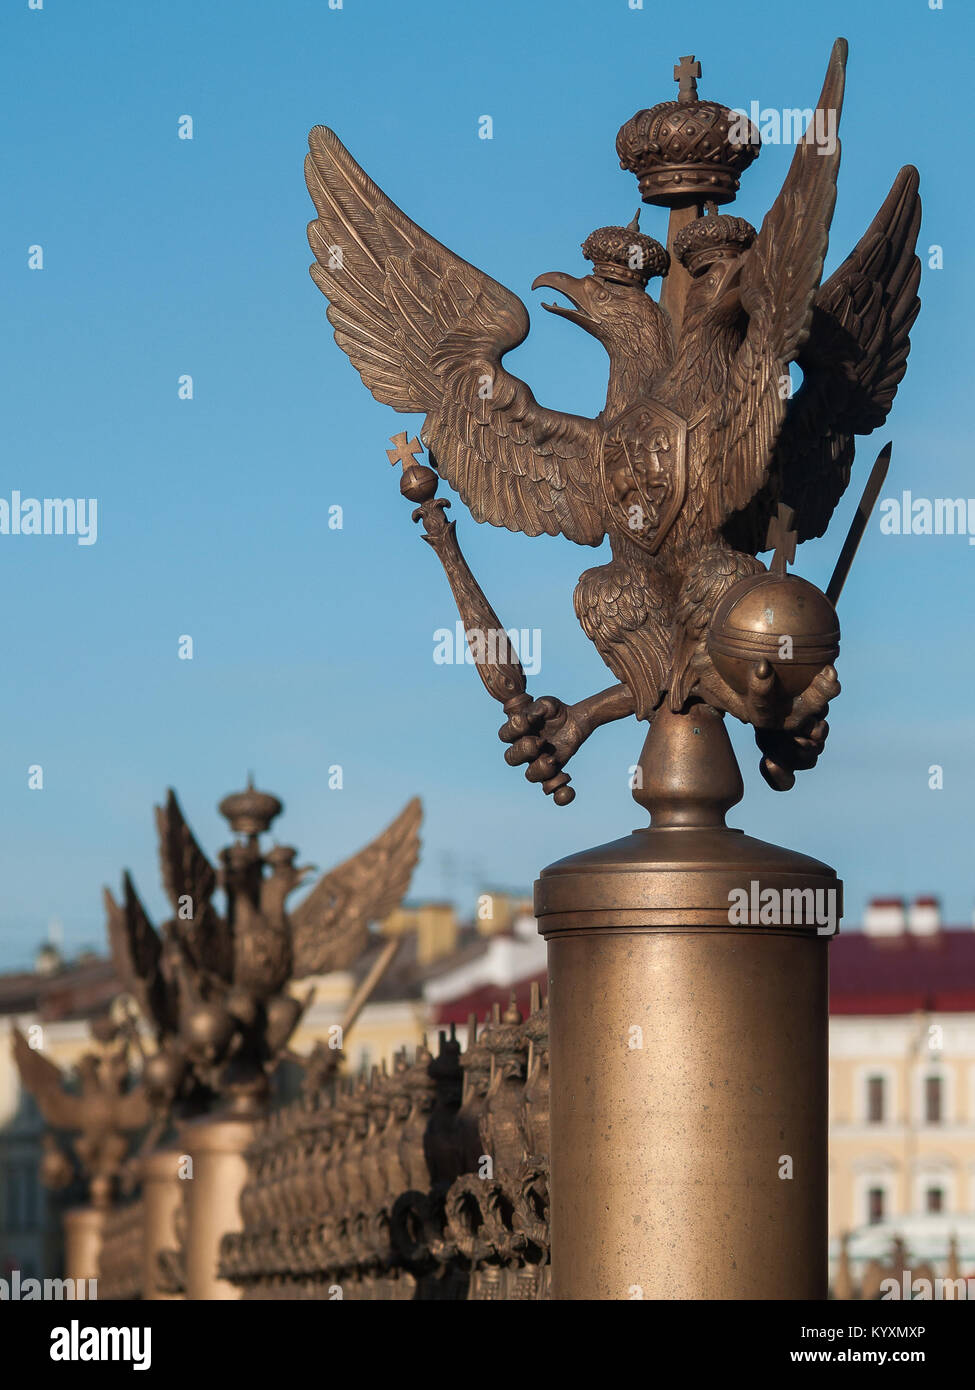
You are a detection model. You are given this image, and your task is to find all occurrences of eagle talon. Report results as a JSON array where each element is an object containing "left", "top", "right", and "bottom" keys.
[
  {"left": 756, "top": 716, "right": 831, "bottom": 791},
  {"left": 498, "top": 696, "right": 590, "bottom": 785}
]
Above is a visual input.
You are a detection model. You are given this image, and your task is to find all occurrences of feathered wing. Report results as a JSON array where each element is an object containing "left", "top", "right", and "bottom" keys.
[
  {"left": 697, "top": 38, "right": 847, "bottom": 534},
  {"left": 305, "top": 127, "right": 605, "bottom": 545},
  {"left": 772, "top": 165, "right": 921, "bottom": 541},
  {"left": 104, "top": 874, "right": 177, "bottom": 1040},
  {"left": 12, "top": 1028, "right": 85, "bottom": 1129},
  {"left": 289, "top": 797, "right": 422, "bottom": 978},
  {"left": 155, "top": 789, "right": 231, "bottom": 983}
]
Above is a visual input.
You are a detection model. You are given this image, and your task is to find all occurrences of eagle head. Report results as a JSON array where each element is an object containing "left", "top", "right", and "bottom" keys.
[{"left": 533, "top": 271, "right": 674, "bottom": 404}]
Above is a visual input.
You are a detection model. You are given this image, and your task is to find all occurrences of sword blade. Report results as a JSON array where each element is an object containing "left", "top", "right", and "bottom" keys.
[{"left": 826, "top": 442, "right": 892, "bottom": 606}]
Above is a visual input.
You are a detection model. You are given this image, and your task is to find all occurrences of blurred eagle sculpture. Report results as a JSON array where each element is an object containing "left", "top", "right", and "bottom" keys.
[
  {"left": 305, "top": 39, "right": 919, "bottom": 795},
  {"left": 12, "top": 1020, "right": 149, "bottom": 1208},
  {"left": 104, "top": 784, "right": 422, "bottom": 1115}
]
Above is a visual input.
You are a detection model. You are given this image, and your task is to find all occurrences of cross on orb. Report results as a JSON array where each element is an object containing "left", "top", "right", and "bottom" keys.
[{"left": 386, "top": 431, "right": 424, "bottom": 470}]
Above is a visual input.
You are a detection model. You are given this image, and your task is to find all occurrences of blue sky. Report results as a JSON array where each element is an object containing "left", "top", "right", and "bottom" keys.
[{"left": 1, "top": 0, "right": 972, "bottom": 968}]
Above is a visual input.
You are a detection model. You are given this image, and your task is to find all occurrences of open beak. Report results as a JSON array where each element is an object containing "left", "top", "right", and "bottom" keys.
[{"left": 532, "top": 272, "right": 600, "bottom": 334}]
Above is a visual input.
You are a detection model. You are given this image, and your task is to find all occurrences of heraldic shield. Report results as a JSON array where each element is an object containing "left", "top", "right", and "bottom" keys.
[{"left": 599, "top": 400, "right": 688, "bottom": 554}]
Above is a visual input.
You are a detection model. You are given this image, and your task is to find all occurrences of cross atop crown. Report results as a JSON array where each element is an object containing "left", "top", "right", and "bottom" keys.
[{"left": 674, "top": 55, "right": 702, "bottom": 104}]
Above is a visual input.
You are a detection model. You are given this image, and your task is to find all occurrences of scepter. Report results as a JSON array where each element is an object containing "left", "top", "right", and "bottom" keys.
[{"left": 387, "top": 432, "right": 574, "bottom": 806}]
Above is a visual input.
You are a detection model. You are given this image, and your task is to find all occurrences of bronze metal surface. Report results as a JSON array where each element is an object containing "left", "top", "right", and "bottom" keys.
[
  {"left": 181, "top": 1114, "right": 259, "bottom": 1300},
  {"left": 105, "top": 786, "right": 422, "bottom": 1116},
  {"left": 306, "top": 38, "right": 919, "bottom": 802},
  {"left": 544, "top": 928, "right": 827, "bottom": 1299},
  {"left": 141, "top": 1144, "right": 184, "bottom": 1301},
  {"left": 11, "top": 1021, "right": 148, "bottom": 1210},
  {"left": 220, "top": 1010, "right": 551, "bottom": 1300},
  {"left": 62, "top": 1206, "right": 106, "bottom": 1286},
  {"left": 97, "top": 782, "right": 422, "bottom": 1299},
  {"left": 536, "top": 704, "right": 837, "bottom": 1299},
  {"left": 305, "top": 37, "right": 917, "bottom": 1303}
]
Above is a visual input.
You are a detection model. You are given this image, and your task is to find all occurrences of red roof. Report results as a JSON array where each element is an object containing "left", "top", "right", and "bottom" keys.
[
  {"left": 830, "top": 929, "right": 975, "bottom": 1014},
  {"left": 430, "top": 975, "right": 546, "bottom": 1026},
  {"left": 429, "top": 931, "right": 975, "bottom": 1024}
]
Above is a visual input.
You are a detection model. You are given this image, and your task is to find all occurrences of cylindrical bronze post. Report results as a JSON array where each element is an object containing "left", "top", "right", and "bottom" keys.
[
  {"left": 535, "top": 705, "right": 839, "bottom": 1300},
  {"left": 141, "top": 1143, "right": 184, "bottom": 1301},
  {"left": 62, "top": 1206, "right": 105, "bottom": 1286},
  {"left": 181, "top": 1113, "right": 258, "bottom": 1300}
]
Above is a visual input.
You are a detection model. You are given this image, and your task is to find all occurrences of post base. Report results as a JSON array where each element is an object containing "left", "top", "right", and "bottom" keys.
[
  {"left": 534, "top": 704, "right": 840, "bottom": 1300},
  {"left": 63, "top": 1206, "right": 105, "bottom": 1287},
  {"left": 181, "top": 1112, "right": 259, "bottom": 1300},
  {"left": 141, "top": 1143, "right": 185, "bottom": 1301}
]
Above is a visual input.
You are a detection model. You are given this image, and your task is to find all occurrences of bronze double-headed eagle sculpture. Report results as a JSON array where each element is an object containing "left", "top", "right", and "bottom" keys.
[
  {"left": 103, "top": 785, "right": 421, "bottom": 1115},
  {"left": 305, "top": 39, "right": 920, "bottom": 802},
  {"left": 12, "top": 1018, "right": 149, "bottom": 1208}
]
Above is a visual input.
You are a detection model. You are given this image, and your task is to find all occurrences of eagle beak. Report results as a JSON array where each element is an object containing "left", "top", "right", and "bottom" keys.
[{"left": 532, "top": 272, "right": 601, "bottom": 334}]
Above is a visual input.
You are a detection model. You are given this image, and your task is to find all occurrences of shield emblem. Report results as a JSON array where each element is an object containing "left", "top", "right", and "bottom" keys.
[{"left": 599, "top": 399, "right": 688, "bottom": 554}]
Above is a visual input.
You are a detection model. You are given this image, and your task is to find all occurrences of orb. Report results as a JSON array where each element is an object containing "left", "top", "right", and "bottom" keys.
[{"left": 707, "top": 572, "right": 840, "bottom": 699}]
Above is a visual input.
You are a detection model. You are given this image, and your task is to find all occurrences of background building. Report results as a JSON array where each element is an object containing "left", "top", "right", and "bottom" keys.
[{"left": 829, "top": 896, "right": 975, "bottom": 1278}]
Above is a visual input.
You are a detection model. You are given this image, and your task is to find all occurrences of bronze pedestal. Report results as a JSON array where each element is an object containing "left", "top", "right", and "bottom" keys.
[
  {"left": 62, "top": 1206, "right": 106, "bottom": 1287},
  {"left": 535, "top": 706, "right": 839, "bottom": 1299},
  {"left": 141, "top": 1144, "right": 184, "bottom": 1301},
  {"left": 181, "top": 1113, "right": 260, "bottom": 1301}
]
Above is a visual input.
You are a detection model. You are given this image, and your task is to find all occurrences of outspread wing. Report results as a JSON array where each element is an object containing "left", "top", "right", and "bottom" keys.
[
  {"left": 701, "top": 38, "right": 846, "bottom": 532},
  {"left": 12, "top": 1028, "right": 85, "bottom": 1129},
  {"left": 104, "top": 874, "right": 176, "bottom": 1040},
  {"left": 155, "top": 789, "right": 231, "bottom": 982},
  {"left": 305, "top": 127, "right": 605, "bottom": 545},
  {"left": 289, "top": 797, "right": 422, "bottom": 978},
  {"left": 773, "top": 165, "right": 921, "bottom": 541}
]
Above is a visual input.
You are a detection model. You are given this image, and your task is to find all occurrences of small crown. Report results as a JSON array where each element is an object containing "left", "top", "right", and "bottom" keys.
[
  {"left": 673, "top": 212, "right": 757, "bottom": 275},
  {"left": 218, "top": 777, "right": 283, "bottom": 836},
  {"left": 616, "top": 54, "right": 760, "bottom": 207},
  {"left": 581, "top": 212, "right": 669, "bottom": 288}
]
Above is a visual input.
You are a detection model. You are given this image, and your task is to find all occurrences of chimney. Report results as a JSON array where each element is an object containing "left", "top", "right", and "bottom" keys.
[
  {"left": 863, "top": 896, "right": 907, "bottom": 936},
  {"left": 907, "top": 895, "right": 941, "bottom": 937}
]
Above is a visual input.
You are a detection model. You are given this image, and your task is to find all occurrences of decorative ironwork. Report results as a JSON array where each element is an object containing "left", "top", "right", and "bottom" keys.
[
  {"left": 97, "top": 1199, "right": 145, "bottom": 1301},
  {"left": 219, "top": 989, "right": 550, "bottom": 1300}
]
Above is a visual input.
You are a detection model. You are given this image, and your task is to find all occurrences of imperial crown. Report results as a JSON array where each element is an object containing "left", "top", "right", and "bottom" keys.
[
  {"left": 616, "top": 54, "right": 761, "bottom": 207},
  {"left": 218, "top": 779, "right": 284, "bottom": 836},
  {"left": 581, "top": 212, "right": 669, "bottom": 287}
]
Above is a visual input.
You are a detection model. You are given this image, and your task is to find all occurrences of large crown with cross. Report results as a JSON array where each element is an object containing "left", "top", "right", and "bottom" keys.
[{"left": 616, "top": 55, "right": 761, "bottom": 207}]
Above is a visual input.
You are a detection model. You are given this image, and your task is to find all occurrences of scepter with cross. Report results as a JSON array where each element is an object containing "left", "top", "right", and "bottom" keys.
[{"left": 387, "top": 432, "right": 575, "bottom": 806}]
